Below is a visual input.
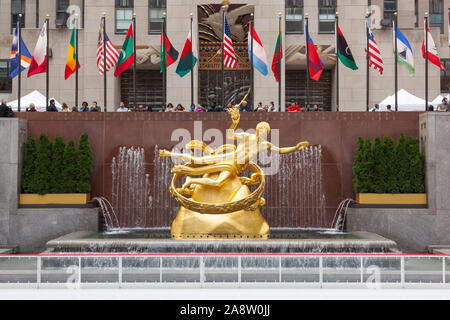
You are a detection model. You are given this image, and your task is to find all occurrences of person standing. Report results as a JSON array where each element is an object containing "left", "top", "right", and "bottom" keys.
[
  {"left": 47, "top": 99, "right": 58, "bottom": 112},
  {"left": 80, "top": 102, "right": 90, "bottom": 112},
  {"left": 288, "top": 101, "right": 301, "bottom": 112},
  {"left": 437, "top": 98, "right": 449, "bottom": 112},
  {"left": 26, "top": 103, "right": 37, "bottom": 112},
  {"left": 116, "top": 101, "right": 129, "bottom": 112},
  {"left": 370, "top": 104, "right": 380, "bottom": 112},
  {"left": 0, "top": 100, "right": 13, "bottom": 117},
  {"left": 239, "top": 101, "right": 251, "bottom": 112},
  {"left": 91, "top": 101, "right": 101, "bottom": 112},
  {"left": 61, "top": 103, "right": 71, "bottom": 112}
]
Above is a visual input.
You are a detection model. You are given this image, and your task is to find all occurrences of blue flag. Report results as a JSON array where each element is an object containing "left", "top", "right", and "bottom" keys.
[{"left": 10, "top": 22, "right": 32, "bottom": 78}]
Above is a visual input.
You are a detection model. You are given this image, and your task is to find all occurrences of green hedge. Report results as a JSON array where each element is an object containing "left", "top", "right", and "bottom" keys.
[
  {"left": 21, "top": 133, "right": 93, "bottom": 195},
  {"left": 353, "top": 134, "right": 425, "bottom": 194}
]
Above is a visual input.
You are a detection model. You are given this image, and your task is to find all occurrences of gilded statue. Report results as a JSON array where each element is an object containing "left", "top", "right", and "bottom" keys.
[{"left": 160, "top": 108, "right": 309, "bottom": 239}]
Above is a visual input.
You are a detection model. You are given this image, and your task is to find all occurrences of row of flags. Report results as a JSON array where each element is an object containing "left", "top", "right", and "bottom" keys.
[{"left": 10, "top": 17, "right": 447, "bottom": 84}]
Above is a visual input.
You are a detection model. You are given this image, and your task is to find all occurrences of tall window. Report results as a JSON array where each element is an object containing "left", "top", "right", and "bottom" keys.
[
  {"left": 441, "top": 59, "right": 450, "bottom": 94},
  {"left": 56, "top": 0, "right": 70, "bottom": 29},
  {"left": 318, "top": 0, "right": 336, "bottom": 33},
  {"left": 430, "top": 0, "right": 444, "bottom": 33},
  {"left": 285, "top": 0, "right": 303, "bottom": 34},
  {"left": 148, "top": 0, "right": 165, "bottom": 34},
  {"left": 11, "top": 0, "right": 25, "bottom": 29},
  {"left": 383, "top": 0, "right": 397, "bottom": 21},
  {"left": 415, "top": 0, "right": 419, "bottom": 27},
  {"left": 0, "top": 61, "right": 12, "bottom": 94},
  {"left": 116, "top": 0, "right": 134, "bottom": 34}
]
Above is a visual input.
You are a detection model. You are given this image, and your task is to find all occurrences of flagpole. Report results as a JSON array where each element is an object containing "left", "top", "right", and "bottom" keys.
[
  {"left": 250, "top": 13, "right": 254, "bottom": 110},
  {"left": 425, "top": 13, "right": 429, "bottom": 111},
  {"left": 190, "top": 12, "right": 194, "bottom": 107},
  {"left": 222, "top": 5, "right": 227, "bottom": 109},
  {"left": 103, "top": 12, "right": 107, "bottom": 112},
  {"left": 46, "top": 14, "right": 49, "bottom": 109},
  {"left": 366, "top": 10, "right": 370, "bottom": 112},
  {"left": 394, "top": 12, "right": 398, "bottom": 112},
  {"left": 305, "top": 13, "right": 310, "bottom": 109},
  {"left": 163, "top": 12, "right": 166, "bottom": 110},
  {"left": 335, "top": 12, "right": 339, "bottom": 112},
  {"left": 278, "top": 12, "right": 282, "bottom": 111},
  {"left": 75, "top": 14, "right": 79, "bottom": 109},
  {"left": 133, "top": 13, "right": 137, "bottom": 109},
  {"left": 18, "top": 15, "right": 22, "bottom": 112}
]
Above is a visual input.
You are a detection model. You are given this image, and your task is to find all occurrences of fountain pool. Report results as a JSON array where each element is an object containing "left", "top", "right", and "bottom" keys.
[{"left": 46, "top": 229, "right": 398, "bottom": 254}]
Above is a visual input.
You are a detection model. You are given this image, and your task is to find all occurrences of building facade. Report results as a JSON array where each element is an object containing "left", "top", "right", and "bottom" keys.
[{"left": 0, "top": 0, "right": 448, "bottom": 111}]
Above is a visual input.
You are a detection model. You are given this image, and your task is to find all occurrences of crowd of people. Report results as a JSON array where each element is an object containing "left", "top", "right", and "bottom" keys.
[
  {"left": 3, "top": 98, "right": 449, "bottom": 116},
  {"left": 114, "top": 100, "right": 326, "bottom": 113}
]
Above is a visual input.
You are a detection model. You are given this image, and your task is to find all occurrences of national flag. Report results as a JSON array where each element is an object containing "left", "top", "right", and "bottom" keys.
[
  {"left": 305, "top": 23, "right": 324, "bottom": 81},
  {"left": 248, "top": 22, "right": 268, "bottom": 76},
  {"left": 271, "top": 30, "right": 282, "bottom": 82},
  {"left": 10, "top": 22, "right": 32, "bottom": 78},
  {"left": 393, "top": 22, "right": 414, "bottom": 76},
  {"left": 97, "top": 23, "right": 119, "bottom": 75},
  {"left": 114, "top": 23, "right": 134, "bottom": 77},
  {"left": 160, "top": 33, "right": 179, "bottom": 72},
  {"left": 176, "top": 31, "right": 198, "bottom": 77},
  {"left": 64, "top": 25, "right": 80, "bottom": 80},
  {"left": 336, "top": 26, "right": 358, "bottom": 70},
  {"left": 223, "top": 16, "right": 236, "bottom": 68},
  {"left": 27, "top": 22, "right": 47, "bottom": 77},
  {"left": 422, "top": 21, "right": 446, "bottom": 71},
  {"left": 366, "top": 22, "right": 384, "bottom": 75}
]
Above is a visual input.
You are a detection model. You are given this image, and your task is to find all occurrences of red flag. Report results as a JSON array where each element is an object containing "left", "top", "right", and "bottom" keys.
[{"left": 422, "top": 22, "right": 446, "bottom": 71}]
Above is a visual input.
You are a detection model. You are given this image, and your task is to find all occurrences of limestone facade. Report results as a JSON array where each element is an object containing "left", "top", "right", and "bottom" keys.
[{"left": 0, "top": 0, "right": 448, "bottom": 111}]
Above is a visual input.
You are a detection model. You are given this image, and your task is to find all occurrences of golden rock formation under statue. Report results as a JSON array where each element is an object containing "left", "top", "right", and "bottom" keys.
[{"left": 160, "top": 109, "right": 309, "bottom": 240}]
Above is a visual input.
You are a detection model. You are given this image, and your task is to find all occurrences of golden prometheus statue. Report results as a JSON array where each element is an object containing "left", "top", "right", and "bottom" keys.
[{"left": 160, "top": 109, "right": 309, "bottom": 240}]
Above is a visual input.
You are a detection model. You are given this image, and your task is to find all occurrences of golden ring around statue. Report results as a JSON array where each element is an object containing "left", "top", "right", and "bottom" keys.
[{"left": 169, "top": 162, "right": 266, "bottom": 215}]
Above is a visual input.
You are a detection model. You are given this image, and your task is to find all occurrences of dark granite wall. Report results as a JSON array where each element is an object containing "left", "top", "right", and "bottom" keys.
[{"left": 16, "top": 112, "right": 421, "bottom": 227}]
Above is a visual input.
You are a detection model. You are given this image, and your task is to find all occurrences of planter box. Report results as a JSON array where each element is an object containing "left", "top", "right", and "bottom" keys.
[
  {"left": 19, "top": 194, "right": 90, "bottom": 205},
  {"left": 356, "top": 193, "right": 427, "bottom": 205}
]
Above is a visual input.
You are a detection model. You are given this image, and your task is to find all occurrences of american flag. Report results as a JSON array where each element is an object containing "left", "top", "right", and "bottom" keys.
[
  {"left": 97, "top": 24, "right": 119, "bottom": 75},
  {"left": 223, "top": 16, "right": 236, "bottom": 68},
  {"left": 366, "top": 22, "right": 383, "bottom": 75}
]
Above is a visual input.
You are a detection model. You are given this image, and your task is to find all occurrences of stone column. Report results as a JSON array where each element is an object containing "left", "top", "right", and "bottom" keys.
[{"left": 0, "top": 119, "right": 27, "bottom": 245}]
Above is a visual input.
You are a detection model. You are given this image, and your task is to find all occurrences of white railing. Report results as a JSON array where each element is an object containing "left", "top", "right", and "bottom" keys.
[{"left": 0, "top": 254, "right": 448, "bottom": 289}]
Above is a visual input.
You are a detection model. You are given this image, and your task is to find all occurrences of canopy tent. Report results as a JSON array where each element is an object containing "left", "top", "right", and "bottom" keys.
[
  {"left": 378, "top": 89, "right": 428, "bottom": 111},
  {"left": 7, "top": 90, "right": 62, "bottom": 112},
  {"left": 431, "top": 94, "right": 450, "bottom": 107}
]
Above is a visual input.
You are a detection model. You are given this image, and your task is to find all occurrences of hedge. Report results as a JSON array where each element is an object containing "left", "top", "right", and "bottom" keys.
[
  {"left": 353, "top": 134, "right": 425, "bottom": 194},
  {"left": 21, "top": 133, "right": 93, "bottom": 195}
]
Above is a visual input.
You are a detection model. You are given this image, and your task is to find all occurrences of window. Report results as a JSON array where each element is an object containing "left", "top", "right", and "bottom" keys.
[
  {"left": 383, "top": 0, "right": 397, "bottom": 21},
  {"left": 0, "top": 61, "right": 12, "bottom": 93},
  {"left": 11, "top": 0, "right": 25, "bottom": 29},
  {"left": 429, "top": 0, "right": 444, "bottom": 34},
  {"left": 415, "top": 0, "right": 419, "bottom": 27},
  {"left": 56, "top": 0, "right": 70, "bottom": 29},
  {"left": 285, "top": 0, "right": 303, "bottom": 34},
  {"left": 116, "top": 0, "right": 134, "bottom": 34},
  {"left": 440, "top": 59, "right": 450, "bottom": 94},
  {"left": 149, "top": 0, "right": 165, "bottom": 34},
  {"left": 318, "top": 0, "right": 336, "bottom": 33}
]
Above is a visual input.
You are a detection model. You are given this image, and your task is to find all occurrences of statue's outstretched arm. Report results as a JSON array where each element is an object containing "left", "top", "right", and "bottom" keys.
[
  {"left": 267, "top": 141, "right": 309, "bottom": 154},
  {"left": 160, "top": 149, "right": 230, "bottom": 165}
]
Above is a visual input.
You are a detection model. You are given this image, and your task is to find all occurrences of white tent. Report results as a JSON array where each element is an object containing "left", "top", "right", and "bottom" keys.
[
  {"left": 378, "top": 89, "right": 428, "bottom": 111},
  {"left": 7, "top": 90, "right": 62, "bottom": 112},
  {"left": 431, "top": 94, "right": 450, "bottom": 106}
]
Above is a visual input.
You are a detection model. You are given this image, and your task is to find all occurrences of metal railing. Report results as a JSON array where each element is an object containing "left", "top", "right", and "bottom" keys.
[{"left": 0, "top": 254, "right": 448, "bottom": 289}]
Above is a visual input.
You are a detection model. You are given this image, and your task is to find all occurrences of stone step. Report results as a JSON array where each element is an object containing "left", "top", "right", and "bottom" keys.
[
  {"left": 428, "top": 245, "right": 450, "bottom": 254},
  {"left": 0, "top": 248, "right": 14, "bottom": 254}
]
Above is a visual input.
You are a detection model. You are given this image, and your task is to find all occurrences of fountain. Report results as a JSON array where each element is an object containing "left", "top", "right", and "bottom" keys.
[{"left": 47, "top": 110, "right": 398, "bottom": 254}]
